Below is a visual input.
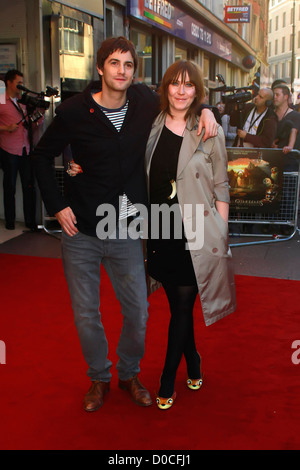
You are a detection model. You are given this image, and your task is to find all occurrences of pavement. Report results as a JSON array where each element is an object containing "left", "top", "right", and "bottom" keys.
[
  {"left": 1, "top": 218, "right": 300, "bottom": 281},
  {"left": 230, "top": 230, "right": 300, "bottom": 280}
]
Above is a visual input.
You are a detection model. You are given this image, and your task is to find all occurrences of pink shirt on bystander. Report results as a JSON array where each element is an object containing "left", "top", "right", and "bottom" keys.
[{"left": 0, "top": 93, "right": 30, "bottom": 155}]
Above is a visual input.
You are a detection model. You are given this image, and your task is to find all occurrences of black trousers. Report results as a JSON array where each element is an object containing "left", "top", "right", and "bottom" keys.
[{"left": 1, "top": 147, "right": 36, "bottom": 227}]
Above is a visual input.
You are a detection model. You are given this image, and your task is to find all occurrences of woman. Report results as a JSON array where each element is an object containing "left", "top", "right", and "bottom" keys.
[{"left": 145, "top": 60, "right": 236, "bottom": 410}]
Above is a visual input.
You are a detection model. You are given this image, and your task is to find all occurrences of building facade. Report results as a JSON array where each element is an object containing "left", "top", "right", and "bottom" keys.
[{"left": 268, "top": 0, "right": 300, "bottom": 103}]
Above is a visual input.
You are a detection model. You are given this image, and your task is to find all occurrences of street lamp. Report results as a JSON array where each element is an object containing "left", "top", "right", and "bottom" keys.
[{"left": 290, "top": 0, "right": 296, "bottom": 97}]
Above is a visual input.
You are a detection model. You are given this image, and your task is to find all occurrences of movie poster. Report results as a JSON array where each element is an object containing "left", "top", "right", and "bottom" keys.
[{"left": 227, "top": 148, "right": 284, "bottom": 213}]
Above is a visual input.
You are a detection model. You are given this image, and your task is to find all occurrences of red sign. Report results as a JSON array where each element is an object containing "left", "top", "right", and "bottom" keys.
[{"left": 224, "top": 5, "right": 251, "bottom": 23}]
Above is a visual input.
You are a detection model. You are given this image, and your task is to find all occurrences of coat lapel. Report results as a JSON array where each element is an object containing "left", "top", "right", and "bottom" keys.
[
  {"left": 145, "top": 112, "right": 165, "bottom": 180},
  {"left": 145, "top": 114, "right": 205, "bottom": 187},
  {"left": 176, "top": 117, "right": 204, "bottom": 178}
]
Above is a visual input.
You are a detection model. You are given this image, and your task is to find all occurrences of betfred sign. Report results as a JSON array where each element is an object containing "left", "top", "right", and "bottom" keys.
[{"left": 224, "top": 5, "right": 251, "bottom": 23}]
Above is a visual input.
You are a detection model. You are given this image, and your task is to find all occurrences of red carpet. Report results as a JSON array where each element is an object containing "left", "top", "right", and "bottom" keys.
[{"left": 1, "top": 252, "right": 300, "bottom": 450}]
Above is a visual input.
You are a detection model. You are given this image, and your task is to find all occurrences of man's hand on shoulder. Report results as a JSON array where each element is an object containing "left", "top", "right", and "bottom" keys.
[{"left": 197, "top": 108, "right": 218, "bottom": 141}]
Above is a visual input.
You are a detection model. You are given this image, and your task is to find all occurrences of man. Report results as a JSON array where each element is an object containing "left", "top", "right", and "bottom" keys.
[
  {"left": 0, "top": 69, "right": 37, "bottom": 230},
  {"left": 32, "top": 37, "right": 217, "bottom": 412},
  {"left": 231, "top": 87, "right": 277, "bottom": 148},
  {"left": 272, "top": 85, "right": 300, "bottom": 155},
  {"left": 272, "top": 84, "right": 300, "bottom": 234}
]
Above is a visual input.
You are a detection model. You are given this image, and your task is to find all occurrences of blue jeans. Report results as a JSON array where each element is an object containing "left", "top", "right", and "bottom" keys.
[{"left": 61, "top": 228, "right": 149, "bottom": 382}]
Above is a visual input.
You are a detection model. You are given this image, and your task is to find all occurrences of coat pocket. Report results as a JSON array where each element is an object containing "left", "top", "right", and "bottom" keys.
[{"left": 211, "top": 206, "right": 228, "bottom": 241}]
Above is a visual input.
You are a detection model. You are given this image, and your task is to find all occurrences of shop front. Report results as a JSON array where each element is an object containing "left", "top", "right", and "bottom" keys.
[{"left": 126, "top": 0, "right": 233, "bottom": 90}]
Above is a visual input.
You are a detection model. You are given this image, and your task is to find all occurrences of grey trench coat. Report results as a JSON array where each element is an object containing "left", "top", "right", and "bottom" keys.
[{"left": 145, "top": 112, "right": 237, "bottom": 326}]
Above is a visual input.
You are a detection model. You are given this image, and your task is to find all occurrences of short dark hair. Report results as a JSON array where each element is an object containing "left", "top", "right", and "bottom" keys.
[
  {"left": 271, "top": 79, "right": 287, "bottom": 90},
  {"left": 4, "top": 69, "right": 23, "bottom": 86},
  {"left": 97, "top": 36, "right": 138, "bottom": 73},
  {"left": 273, "top": 84, "right": 291, "bottom": 97},
  {"left": 159, "top": 60, "right": 205, "bottom": 120}
]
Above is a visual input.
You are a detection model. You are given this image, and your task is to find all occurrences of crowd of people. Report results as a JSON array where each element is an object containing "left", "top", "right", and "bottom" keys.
[
  {"left": 0, "top": 37, "right": 299, "bottom": 413},
  {"left": 215, "top": 79, "right": 300, "bottom": 154}
]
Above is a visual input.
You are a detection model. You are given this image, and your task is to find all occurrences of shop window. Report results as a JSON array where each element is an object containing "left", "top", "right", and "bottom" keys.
[
  {"left": 175, "top": 45, "right": 187, "bottom": 61},
  {"left": 203, "top": 57, "right": 209, "bottom": 81},
  {"left": 106, "top": 9, "right": 113, "bottom": 38},
  {"left": 58, "top": 16, "right": 94, "bottom": 99},
  {"left": 131, "top": 30, "right": 152, "bottom": 85}
]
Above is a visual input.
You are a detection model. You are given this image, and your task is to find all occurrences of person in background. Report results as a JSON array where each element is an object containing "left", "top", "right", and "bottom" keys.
[
  {"left": 0, "top": 69, "right": 38, "bottom": 231},
  {"left": 230, "top": 88, "right": 277, "bottom": 148},
  {"left": 32, "top": 37, "right": 218, "bottom": 413},
  {"left": 216, "top": 101, "right": 236, "bottom": 147},
  {"left": 145, "top": 60, "right": 236, "bottom": 410},
  {"left": 272, "top": 84, "right": 300, "bottom": 155},
  {"left": 272, "top": 84, "right": 300, "bottom": 234}
]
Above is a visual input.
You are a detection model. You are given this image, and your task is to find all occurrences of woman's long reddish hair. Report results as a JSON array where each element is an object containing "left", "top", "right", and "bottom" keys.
[{"left": 159, "top": 60, "right": 205, "bottom": 119}]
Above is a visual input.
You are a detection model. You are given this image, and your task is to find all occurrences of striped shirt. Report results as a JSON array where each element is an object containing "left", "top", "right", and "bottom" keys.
[{"left": 98, "top": 99, "right": 138, "bottom": 220}]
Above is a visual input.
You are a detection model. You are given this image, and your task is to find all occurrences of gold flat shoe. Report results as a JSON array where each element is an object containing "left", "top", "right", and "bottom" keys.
[
  {"left": 156, "top": 392, "right": 176, "bottom": 410},
  {"left": 186, "top": 378, "right": 203, "bottom": 390}
]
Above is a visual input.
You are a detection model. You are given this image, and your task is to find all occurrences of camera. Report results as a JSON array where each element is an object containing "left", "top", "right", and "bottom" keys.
[
  {"left": 222, "top": 90, "right": 253, "bottom": 105},
  {"left": 17, "top": 84, "right": 59, "bottom": 114},
  {"left": 211, "top": 73, "right": 259, "bottom": 108}
]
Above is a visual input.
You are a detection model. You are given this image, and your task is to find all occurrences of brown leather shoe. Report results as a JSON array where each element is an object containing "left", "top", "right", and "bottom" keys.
[
  {"left": 118, "top": 375, "right": 152, "bottom": 407},
  {"left": 83, "top": 380, "right": 110, "bottom": 412}
]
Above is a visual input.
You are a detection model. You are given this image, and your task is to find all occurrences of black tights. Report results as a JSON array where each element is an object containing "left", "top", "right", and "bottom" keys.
[{"left": 159, "top": 283, "right": 200, "bottom": 397}]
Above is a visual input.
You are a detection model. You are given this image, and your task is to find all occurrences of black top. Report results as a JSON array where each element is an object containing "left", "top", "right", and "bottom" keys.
[
  {"left": 147, "top": 126, "right": 196, "bottom": 285},
  {"left": 150, "top": 125, "right": 182, "bottom": 205},
  {"left": 276, "top": 110, "right": 300, "bottom": 149},
  {"left": 149, "top": 126, "right": 183, "bottom": 241}
]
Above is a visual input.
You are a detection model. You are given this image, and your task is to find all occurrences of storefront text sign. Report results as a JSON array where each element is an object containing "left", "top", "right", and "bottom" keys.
[{"left": 128, "top": 0, "right": 232, "bottom": 61}]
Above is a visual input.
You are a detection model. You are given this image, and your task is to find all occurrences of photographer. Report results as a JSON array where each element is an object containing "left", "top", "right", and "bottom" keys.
[
  {"left": 230, "top": 87, "right": 277, "bottom": 148},
  {"left": 0, "top": 69, "right": 42, "bottom": 231}
]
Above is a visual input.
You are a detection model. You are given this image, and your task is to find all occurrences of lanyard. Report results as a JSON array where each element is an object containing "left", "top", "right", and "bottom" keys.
[{"left": 247, "top": 108, "right": 267, "bottom": 133}]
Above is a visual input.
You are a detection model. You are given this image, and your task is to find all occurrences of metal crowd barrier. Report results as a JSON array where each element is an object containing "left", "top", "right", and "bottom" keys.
[
  {"left": 40, "top": 151, "right": 300, "bottom": 247},
  {"left": 40, "top": 166, "right": 64, "bottom": 234},
  {"left": 228, "top": 149, "right": 300, "bottom": 247}
]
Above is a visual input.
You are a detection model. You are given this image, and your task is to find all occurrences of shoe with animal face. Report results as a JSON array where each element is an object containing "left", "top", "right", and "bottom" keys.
[
  {"left": 186, "top": 378, "right": 203, "bottom": 390},
  {"left": 156, "top": 392, "right": 176, "bottom": 410}
]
